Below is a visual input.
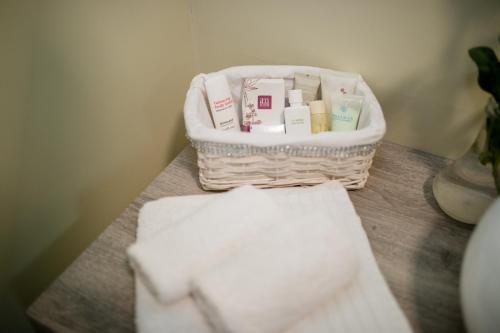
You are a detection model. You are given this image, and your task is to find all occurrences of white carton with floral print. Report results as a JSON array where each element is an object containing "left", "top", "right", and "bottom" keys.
[{"left": 241, "top": 78, "right": 285, "bottom": 132}]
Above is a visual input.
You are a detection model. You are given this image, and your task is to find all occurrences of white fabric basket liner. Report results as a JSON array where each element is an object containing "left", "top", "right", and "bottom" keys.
[{"left": 184, "top": 65, "right": 385, "bottom": 148}]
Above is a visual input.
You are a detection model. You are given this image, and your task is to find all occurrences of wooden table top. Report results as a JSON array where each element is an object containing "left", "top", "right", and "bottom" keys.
[{"left": 27, "top": 142, "right": 474, "bottom": 333}]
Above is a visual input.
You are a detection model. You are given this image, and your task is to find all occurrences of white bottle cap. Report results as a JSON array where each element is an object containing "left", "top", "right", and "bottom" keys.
[{"left": 288, "top": 89, "right": 303, "bottom": 105}]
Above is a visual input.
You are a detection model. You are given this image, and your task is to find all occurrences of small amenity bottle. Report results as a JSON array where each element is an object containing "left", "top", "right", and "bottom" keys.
[
  {"left": 284, "top": 90, "right": 311, "bottom": 135},
  {"left": 330, "top": 94, "right": 364, "bottom": 131},
  {"left": 309, "top": 100, "right": 329, "bottom": 133},
  {"left": 205, "top": 74, "right": 240, "bottom": 131}
]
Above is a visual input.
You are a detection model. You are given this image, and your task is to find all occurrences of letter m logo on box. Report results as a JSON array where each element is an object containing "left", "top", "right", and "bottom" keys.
[{"left": 258, "top": 95, "right": 272, "bottom": 109}]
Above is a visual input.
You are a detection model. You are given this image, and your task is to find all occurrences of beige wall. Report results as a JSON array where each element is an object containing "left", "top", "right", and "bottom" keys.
[
  {"left": 1, "top": 0, "right": 197, "bottom": 329},
  {"left": 0, "top": 0, "right": 31, "bottom": 262},
  {"left": 190, "top": 0, "right": 500, "bottom": 158},
  {"left": 0, "top": 1, "right": 36, "bottom": 331}
]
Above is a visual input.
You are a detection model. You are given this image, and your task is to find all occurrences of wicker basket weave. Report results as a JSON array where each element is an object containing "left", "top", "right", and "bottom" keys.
[{"left": 184, "top": 66, "right": 385, "bottom": 191}]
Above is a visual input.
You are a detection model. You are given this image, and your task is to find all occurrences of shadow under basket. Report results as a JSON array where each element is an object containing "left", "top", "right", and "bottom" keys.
[{"left": 184, "top": 66, "right": 386, "bottom": 191}]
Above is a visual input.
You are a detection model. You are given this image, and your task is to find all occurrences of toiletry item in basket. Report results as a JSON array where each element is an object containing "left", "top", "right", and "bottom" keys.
[
  {"left": 205, "top": 75, "right": 240, "bottom": 131},
  {"left": 250, "top": 124, "right": 285, "bottom": 134},
  {"left": 241, "top": 78, "right": 285, "bottom": 132},
  {"left": 309, "top": 100, "right": 329, "bottom": 133},
  {"left": 284, "top": 90, "right": 311, "bottom": 135},
  {"left": 321, "top": 74, "right": 358, "bottom": 115},
  {"left": 294, "top": 73, "right": 320, "bottom": 105},
  {"left": 330, "top": 94, "right": 364, "bottom": 131}
]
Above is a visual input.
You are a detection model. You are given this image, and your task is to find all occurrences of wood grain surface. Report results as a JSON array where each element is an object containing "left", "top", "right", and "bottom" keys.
[{"left": 27, "top": 142, "right": 474, "bottom": 333}]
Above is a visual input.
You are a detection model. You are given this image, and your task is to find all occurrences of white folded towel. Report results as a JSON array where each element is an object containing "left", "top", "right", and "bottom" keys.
[
  {"left": 191, "top": 211, "right": 359, "bottom": 333},
  {"left": 127, "top": 185, "right": 283, "bottom": 304},
  {"left": 134, "top": 194, "right": 214, "bottom": 333},
  {"left": 132, "top": 181, "right": 413, "bottom": 333},
  {"left": 283, "top": 182, "right": 413, "bottom": 333}
]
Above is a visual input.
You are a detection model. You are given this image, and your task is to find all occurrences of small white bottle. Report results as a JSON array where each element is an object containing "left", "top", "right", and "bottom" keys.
[
  {"left": 284, "top": 89, "right": 311, "bottom": 135},
  {"left": 205, "top": 74, "right": 240, "bottom": 131}
]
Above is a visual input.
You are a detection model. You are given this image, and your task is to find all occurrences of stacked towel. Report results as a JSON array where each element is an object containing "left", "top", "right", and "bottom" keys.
[
  {"left": 130, "top": 181, "right": 413, "bottom": 333},
  {"left": 192, "top": 211, "right": 359, "bottom": 333},
  {"left": 134, "top": 194, "right": 213, "bottom": 333},
  {"left": 128, "top": 185, "right": 283, "bottom": 303}
]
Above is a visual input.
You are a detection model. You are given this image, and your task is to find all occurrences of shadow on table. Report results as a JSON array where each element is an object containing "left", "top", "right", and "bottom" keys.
[{"left": 412, "top": 174, "right": 474, "bottom": 333}]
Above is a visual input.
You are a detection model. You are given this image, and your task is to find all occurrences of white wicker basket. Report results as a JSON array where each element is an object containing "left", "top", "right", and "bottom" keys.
[{"left": 184, "top": 66, "right": 385, "bottom": 191}]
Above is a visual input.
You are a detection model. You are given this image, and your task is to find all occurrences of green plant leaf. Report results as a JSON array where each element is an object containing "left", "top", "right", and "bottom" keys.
[{"left": 469, "top": 47, "right": 500, "bottom": 104}]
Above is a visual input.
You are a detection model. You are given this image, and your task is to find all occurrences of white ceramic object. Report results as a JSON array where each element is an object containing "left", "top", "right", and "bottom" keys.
[{"left": 460, "top": 198, "right": 500, "bottom": 333}]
